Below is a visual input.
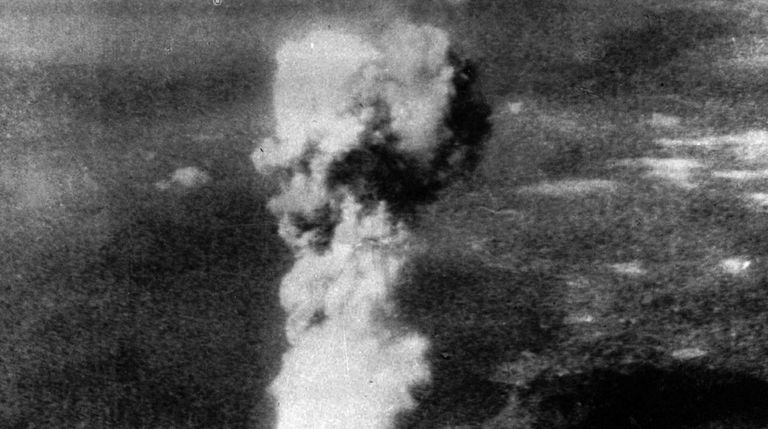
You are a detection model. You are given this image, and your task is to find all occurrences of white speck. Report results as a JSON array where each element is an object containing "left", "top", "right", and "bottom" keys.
[
  {"left": 565, "top": 313, "right": 595, "bottom": 324},
  {"left": 718, "top": 257, "right": 752, "bottom": 275},
  {"left": 171, "top": 166, "right": 211, "bottom": 188},
  {"left": 506, "top": 101, "right": 523, "bottom": 115},
  {"left": 518, "top": 179, "right": 621, "bottom": 197},
  {"left": 671, "top": 347, "right": 708, "bottom": 360},
  {"left": 617, "top": 157, "right": 704, "bottom": 189},
  {"left": 608, "top": 261, "right": 647, "bottom": 276},
  {"left": 154, "top": 180, "right": 172, "bottom": 191},
  {"left": 565, "top": 277, "right": 591, "bottom": 289},
  {"left": 154, "top": 167, "right": 211, "bottom": 191},
  {"left": 469, "top": 238, "right": 488, "bottom": 252}
]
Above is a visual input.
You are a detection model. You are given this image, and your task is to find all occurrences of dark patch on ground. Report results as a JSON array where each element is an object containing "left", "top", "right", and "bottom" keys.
[
  {"left": 525, "top": 7, "right": 741, "bottom": 99},
  {"left": 578, "top": 8, "right": 735, "bottom": 95},
  {"left": 524, "top": 364, "right": 768, "bottom": 429},
  {"left": 395, "top": 252, "right": 564, "bottom": 428},
  {"left": 14, "top": 284, "right": 287, "bottom": 428},
  {"left": 10, "top": 176, "right": 290, "bottom": 428},
  {"left": 97, "top": 176, "right": 282, "bottom": 283},
  {"left": 15, "top": 338, "right": 255, "bottom": 428}
]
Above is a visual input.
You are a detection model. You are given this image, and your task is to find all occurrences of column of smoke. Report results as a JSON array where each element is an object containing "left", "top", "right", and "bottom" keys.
[{"left": 253, "top": 20, "right": 490, "bottom": 429}]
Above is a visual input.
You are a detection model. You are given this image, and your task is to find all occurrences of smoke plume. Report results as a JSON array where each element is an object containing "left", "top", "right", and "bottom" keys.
[{"left": 254, "top": 20, "right": 490, "bottom": 429}]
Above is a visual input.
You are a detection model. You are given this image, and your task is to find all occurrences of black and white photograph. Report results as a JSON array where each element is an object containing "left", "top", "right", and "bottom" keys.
[{"left": 2, "top": 0, "right": 768, "bottom": 428}]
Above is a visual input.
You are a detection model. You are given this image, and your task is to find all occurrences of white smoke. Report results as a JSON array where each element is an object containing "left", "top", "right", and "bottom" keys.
[
  {"left": 254, "top": 20, "right": 488, "bottom": 429},
  {"left": 270, "top": 198, "right": 430, "bottom": 429}
]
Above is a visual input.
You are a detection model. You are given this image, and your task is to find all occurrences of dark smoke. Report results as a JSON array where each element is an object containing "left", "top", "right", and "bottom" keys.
[{"left": 326, "top": 53, "right": 492, "bottom": 218}]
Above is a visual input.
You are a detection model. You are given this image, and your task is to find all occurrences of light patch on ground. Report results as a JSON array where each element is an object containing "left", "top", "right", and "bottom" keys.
[
  {"left": 564, "top": 313, "right": 595, "bottom": 324},
  {"left": 0, "top": 154, "right": 99, "bottom": 211},
  {"left": 0, "top": 13, "right": 100, "bottom": 64},
  {"left": 727, "top": 54, "right": 768, "bottom": 70},
  {"left": 565, "top": 276, "right": 591, "bottom": 289},
  {"left": 1, "top": 167, "right": 61, "bottom": 209},
  {"left": 172, "top": 167, "right": 211, "bottom": 187},
  {"left": 137, "top": 149, "right": 157, "bottom": 161},
  {"left": 617, "top": 157, "right": 705, "bottom": 189},
  {"left": 656, "top": 135, "right": 722, "bottom": 149},
  {"left": 155, "top": 166, "right": 211, "bottom": 191},
  {"left": 608, "top": 261, "right": 647, "bottom": 276},
  {"left": 657, "top": 130, "right": 768, "bottom": 164},
  {"left": 505, "top": 101, "right": 524, "bottom": 115},
  {"left": 518, "top": 179, "right": 621, "bottom": 197},
  {"left": 744, "top": 192, "right": 768, "bottom": 209},
  {"left": 648, "top": 113, "right": 681, "bottom": 129},
  {"left": 671, "top": 347, "right": 708, "bottom": 360},
  {"left": 725, "top": 130, "right": 768, "bottom": 163},
  {"left": 712, "top": 169, "right": 768, "bottom": 180},
  {"left": 720, "top": 34, "right": 768, "bottom": 72},
  {"left": 0, "top": 152, "right": 110, "bottom": 254},
  {"left": 718, "top": 257, "right": 752, "bottom": 275}
]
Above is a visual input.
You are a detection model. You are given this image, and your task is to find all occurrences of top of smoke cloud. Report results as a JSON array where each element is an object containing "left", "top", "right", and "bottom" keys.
[{"left": 258, "top": 21, "right": 454, "bottom": 170}]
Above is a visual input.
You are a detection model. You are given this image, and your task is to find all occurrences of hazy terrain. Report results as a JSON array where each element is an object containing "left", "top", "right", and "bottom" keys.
[{"left": 2, "top": 0, "right": 768, "bottom": 428}]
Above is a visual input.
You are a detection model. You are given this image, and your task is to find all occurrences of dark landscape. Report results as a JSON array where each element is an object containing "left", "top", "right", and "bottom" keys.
[{"left": 2, "top": 1, "right": 768, "bottom": 428}]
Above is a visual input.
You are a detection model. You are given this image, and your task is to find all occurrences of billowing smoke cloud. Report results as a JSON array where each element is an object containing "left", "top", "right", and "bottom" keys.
[{"left": 254, "top": 20, "right": 490, "bottom": 429}]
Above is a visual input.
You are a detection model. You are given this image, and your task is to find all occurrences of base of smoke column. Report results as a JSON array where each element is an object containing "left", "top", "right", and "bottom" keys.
[{"left": 400, "top": 378, "right": 512, "bottom": 428}]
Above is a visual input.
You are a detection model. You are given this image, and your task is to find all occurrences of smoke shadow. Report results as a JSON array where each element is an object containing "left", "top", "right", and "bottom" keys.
[
  {"left": 534, "top": 7, "right": 740, "bottom": 98},
  {"left": 578, "top": 8, "right": 733, "bottom": 94},
  {"left": 581, "top": 8, "right": 736, "bottom": 96},
  {"left": 394, "top": 252, "right": 565, "bottom": 428},
  {"left": 15, "top": 337, "right": 258, "bottom": 428},
  {"left": 524, "top": 364, "right": 768, "bottom": 429},
  {"left": 96, "top": 186, "right": 278, "bottom": 283},
  {"left": 12, "top": 178, "right": 290, "bottom": 428}
]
